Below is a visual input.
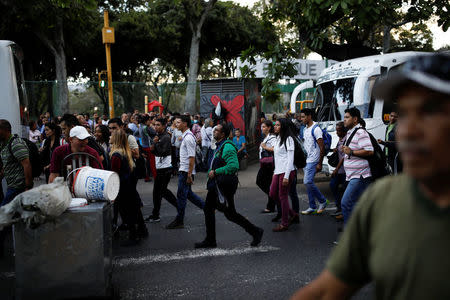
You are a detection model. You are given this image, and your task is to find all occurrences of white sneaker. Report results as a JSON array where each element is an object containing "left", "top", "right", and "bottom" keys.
[
  {"left": 317, "top": 200, "right": 329, "bottom": 214},
  {"left": 301, "top": 207, "right": 317, "bottom": 215}
]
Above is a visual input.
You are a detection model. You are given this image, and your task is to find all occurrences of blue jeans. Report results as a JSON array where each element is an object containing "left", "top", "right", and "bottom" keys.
[
  {"left": 341, "top": 176, "right": 372, "bottom": 224},
  {"left": 1, "top": 187, "right": 24, "bottom": 207},
  {"left": 303, "top": 162, "right": 326, "bottom": 209},
  {"left": 176, "top": 172, "right": 205, "bottom": 222},
  {"left": 329, "top": 173, "right": 347, "bottom": 210}
]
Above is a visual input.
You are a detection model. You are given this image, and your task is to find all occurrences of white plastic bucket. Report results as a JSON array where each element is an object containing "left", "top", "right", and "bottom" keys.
[{"left": 73, "top": 167, "right": 120, "bottom": 201}]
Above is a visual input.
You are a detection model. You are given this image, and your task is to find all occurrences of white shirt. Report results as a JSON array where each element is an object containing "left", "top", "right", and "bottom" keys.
[
  {"left": 29, "top": 129, "right": 41, "bottom": 144},
  {"left": 201, "top": 125, "right": 213, "bottom": 148},
  {"left": 155, "top": 155, "right": 172, "bottom": 169},
  {"left": 127, "top": 134, "right": 139, "bottom": 150},
  {"left": 303, "top": 122, "right": 322, "bottom": 163},
  {"left": 102, "top": 120, "right": 109, "bottom": 125},
  {"left": 259, "top": 134, "right": 276, "bottom": 159},
  {"left": 210, "top": 126, "right": 218, "bottom": 150},
  {"left": 179, "top": 129, "right": 197, "bottom": 174},
  {"left": 273, "top": 136, "right": 295, "bottom": 179}
]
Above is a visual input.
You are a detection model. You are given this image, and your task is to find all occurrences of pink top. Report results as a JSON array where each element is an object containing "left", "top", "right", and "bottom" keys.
[{"left": 343, "top": 126, "right": 373, "bottom": 181}]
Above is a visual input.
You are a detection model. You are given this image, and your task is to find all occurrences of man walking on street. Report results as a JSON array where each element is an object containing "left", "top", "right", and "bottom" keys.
[
  {"left": 195, "top": 123, "right": 263, "bottom": 248},
  {"left": 146, "top": 117, "right": 178, "bottom": 223},
  {"left": 166, "top": 115, "right": 205, "bottom": 229},
  {"left": 300, "top": 108, "right": 328, "bottom": 215},
  {"left": 340, "top": 107, "right": 373, "bottom": 224},
  {"left": 291, "top": 53, "right": 450, "bottom": 300}
]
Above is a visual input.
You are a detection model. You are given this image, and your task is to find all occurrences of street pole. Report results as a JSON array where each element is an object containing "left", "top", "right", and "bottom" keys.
[
  {"left": 145, "top": 95, "right": 148, "bottom": 114},
  {"left": 102, "top": 11, "right": 115, "bottom": 119}
]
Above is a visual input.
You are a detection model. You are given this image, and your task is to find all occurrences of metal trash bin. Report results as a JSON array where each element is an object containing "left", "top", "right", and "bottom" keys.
[{"left": 14, "top": 202, "right": 113, "bottom": 300}]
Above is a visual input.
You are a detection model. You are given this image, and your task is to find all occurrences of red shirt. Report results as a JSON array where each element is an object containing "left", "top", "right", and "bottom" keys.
[{"left": 50, "top": 144, "right": 103, "bottom": 175}]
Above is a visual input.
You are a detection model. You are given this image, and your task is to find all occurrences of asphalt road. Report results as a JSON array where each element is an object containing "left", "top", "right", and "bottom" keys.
[{"left": 0, "top": 164, "right": 373, "bottom": 299}]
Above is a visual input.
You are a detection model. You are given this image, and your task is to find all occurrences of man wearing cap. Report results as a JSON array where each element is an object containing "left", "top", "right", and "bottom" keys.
[
  {"left": 49, "top": 126, "right": 103, "bottom": 183},
  {"left": 291, "top": 53, "right": 450, "bottom": 299}
]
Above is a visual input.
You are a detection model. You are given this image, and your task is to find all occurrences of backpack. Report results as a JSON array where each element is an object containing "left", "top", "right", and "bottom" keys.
[
  {"left": 195, "top": 144, "right": 207, "bottom": 172},
  {"left": 311, "top": 124, "right": 332, "bottom": 154},
  {"left": 134, "top": 142, "right": 147, "bottom": 179},
  {"left": 345, "top": 128, "right": 391, "bottom": 180},
  {"left": 8, "top": 135, "right": 43, "bottom": 178},
  {"left": 292, "top": 135, "right": 307, "bottom": 169}
]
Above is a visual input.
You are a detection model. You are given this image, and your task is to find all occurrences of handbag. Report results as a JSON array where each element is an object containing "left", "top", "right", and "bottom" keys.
[{"left": 327, "top": 151, "right": 339, "bottom": 167}]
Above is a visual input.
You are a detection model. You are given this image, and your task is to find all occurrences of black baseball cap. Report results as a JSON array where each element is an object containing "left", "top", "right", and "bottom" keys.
[{"left": 374, "top": 53, "right": 450, "bottom": 101}]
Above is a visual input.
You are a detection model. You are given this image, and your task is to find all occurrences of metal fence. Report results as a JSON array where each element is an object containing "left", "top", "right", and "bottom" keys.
[{"left": 24, "top": 80, "right": 312, "bottom": 118}]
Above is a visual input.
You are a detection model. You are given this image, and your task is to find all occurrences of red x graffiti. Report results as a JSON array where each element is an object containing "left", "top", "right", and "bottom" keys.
[{"left": 210, "top": 94, "right": 245, "bottom": 136}]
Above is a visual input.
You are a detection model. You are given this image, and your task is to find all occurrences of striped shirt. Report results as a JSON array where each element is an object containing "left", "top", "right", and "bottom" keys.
[
  {"left": 343, "top": 126, "right": 373, "bottom": 180},
  {"left": 0, "top": 136, "right": 29, "bottom": 189}
]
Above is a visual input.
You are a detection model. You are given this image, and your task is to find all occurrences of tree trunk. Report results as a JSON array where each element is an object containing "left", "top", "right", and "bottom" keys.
[
  {"left": 185, "top": 29, "right": 201, "bottom": 113},
  {"left": 34, "top": 15, "right": 69, "bottom": 116},
  {"left": 383, "top": 25, "right": 392, "bottom": 53},
  {"left": 54, "top": 49, "right": 69, "bottom": 115},
  {"left": 184, "top": 0, "right": 217, "bottom": 114}
]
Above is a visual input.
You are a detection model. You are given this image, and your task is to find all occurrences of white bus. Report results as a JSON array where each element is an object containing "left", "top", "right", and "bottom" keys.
[
  {"left": 291, "top": 51, "right": 432, "bottom": 174},
  {"left": 0, "top": 40, "right": 29, "bottom": 138}
]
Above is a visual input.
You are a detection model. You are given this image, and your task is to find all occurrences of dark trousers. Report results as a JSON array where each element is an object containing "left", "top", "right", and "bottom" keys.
[
  {"left": 329, "top": 173, "right": 347, "bottom": 210},
  {"left": 152, "top": 168, "right": 177, "bottom": 217},
  {"left": 204, "top": 177, "right": 259, "bottom": 242},
  {"left": 256, "top": 163, "right": 276, "bottom": 211},
  {"left": 116, "top": 174, "right": 146, "bottom": 232}
]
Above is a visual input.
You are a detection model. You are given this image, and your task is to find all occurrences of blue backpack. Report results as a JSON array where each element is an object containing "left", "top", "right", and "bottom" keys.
[{"left": 311, "top": 124, "right": 332, "bottom": 154}]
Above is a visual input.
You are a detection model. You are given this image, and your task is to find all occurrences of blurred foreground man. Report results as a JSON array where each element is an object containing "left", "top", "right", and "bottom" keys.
[{"left": 291, "top": 54, "right": 450, "bottom": 300}]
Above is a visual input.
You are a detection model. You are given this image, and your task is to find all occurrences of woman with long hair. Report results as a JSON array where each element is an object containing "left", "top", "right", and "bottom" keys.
[
  {"left": 94, "top": 124, "right": 110, "bottom": 153},
  {"left": 110, "top": 129, "right": 148, "bottom": 246},
  {"left": 40, "top": 122, "right": 62, "bottom": 183},
  {"left": 269, "top": 118, "right": 299, "bottom": 232},
  {"left": 257, "top": 120, "right": 277, "bottom": 213}
]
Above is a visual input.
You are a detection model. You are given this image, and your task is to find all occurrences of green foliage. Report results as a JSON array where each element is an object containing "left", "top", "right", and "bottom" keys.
[
  {"left": 390, "top": 23, "right": 434, "bottom": 52},
  {"left": 266, "top": 0, "right": 447, "bottom": 60}
]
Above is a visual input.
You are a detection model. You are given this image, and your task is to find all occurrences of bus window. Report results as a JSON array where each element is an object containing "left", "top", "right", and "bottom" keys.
[
  {"left": 314, "top": 78, "right": 356, "bottom": 122},
  {"left": 11, "top": 44, "right": 28, "bottom": 125},
  {"left": 366, "top": 75, "right": 379, "bottom": 118}
]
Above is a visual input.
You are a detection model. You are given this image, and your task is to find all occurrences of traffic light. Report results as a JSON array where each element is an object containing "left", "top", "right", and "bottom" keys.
[{"left": 98, "top": 71, "right": 107, "bottom": 89}]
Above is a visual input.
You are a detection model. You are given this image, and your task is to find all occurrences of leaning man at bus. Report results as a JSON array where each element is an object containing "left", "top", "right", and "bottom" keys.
[
  {"left": 291, "top": 53, "right": 450, "bottom": 299},
  {"left": 49, "top": 126, "right": 102, "bottom": 183},
  {"left": 0, "top": 119, "right": 33, "bottom": 206}
]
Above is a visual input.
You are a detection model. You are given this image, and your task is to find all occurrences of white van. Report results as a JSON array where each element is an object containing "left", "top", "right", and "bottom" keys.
[
  {"left": 292, "top": 51, "right": 432, "bottom": 174},
  {"left": 0, "top": 40, "right": 29, "bottom": 138}
]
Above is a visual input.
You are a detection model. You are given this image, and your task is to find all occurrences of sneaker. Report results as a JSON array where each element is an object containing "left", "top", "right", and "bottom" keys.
[
  {"left": 330, "top": 209, "right": 342, "bottom": 217},
  {"left": 301, "top": 208, "right": 317, "bottom": 215},
  {"left": 145, "top": 215, "right": 161, "bottom": 223},
  {"left": 251, "top": 228, "right": 264, "bottom": 247},
  {"left": 194, "top": 240, "right": 217, "bottom": 249},
  {"left": 316, "top": 200, "right": 329, "bottom": 214},
  {"left": 165, "top": 219, "right": 184, "bottom": 229}
]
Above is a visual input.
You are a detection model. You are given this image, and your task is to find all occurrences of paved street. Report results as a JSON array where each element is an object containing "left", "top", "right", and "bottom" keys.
[{"left": 0, "top": 163, "right": 373, "bottom": 299}]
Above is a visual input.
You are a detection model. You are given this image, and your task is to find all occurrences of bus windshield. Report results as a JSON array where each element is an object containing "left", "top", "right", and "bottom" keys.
[{"left": 314, "top": 78, "right": 356, "bottom": 123}]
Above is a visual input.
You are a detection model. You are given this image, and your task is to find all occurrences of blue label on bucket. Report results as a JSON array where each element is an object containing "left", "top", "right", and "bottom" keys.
[{"left": 85, "top": 176, "right": 105, "bottom": 200}]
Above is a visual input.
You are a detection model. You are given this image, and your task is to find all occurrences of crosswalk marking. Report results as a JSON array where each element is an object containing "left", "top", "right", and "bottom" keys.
[{"left": 115, "top": 245, "right": 280, "bottom": 267}]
